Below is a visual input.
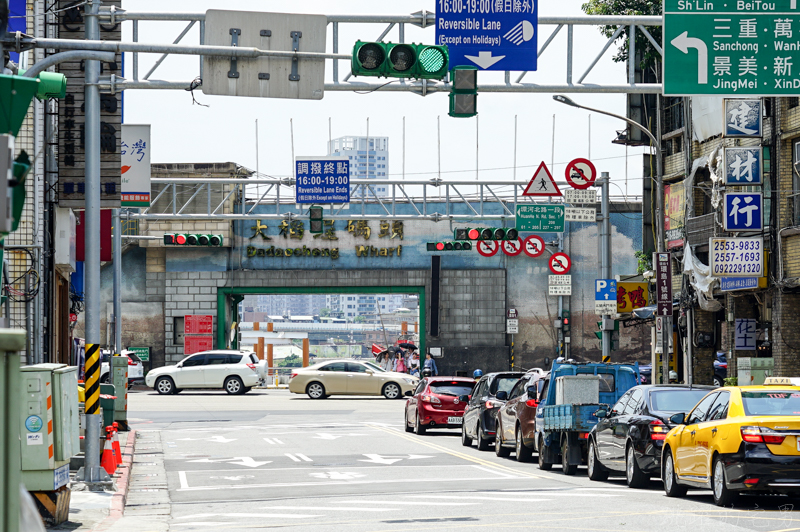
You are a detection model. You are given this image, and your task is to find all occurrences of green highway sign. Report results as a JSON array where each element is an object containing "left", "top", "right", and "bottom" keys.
[
  {"left": 515, "top": 204, "right": 565, "bottom": 232},
  {"left": 128, "top": 346, "right": 150, "bottom": 362},
  {"left": 665, "top": 0, "right": 800, "bottom": 95}
]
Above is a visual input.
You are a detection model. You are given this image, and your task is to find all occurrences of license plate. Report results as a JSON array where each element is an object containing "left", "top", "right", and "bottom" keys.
[{"left": 448, "top": 416, "right": 462, "bottom": 424}]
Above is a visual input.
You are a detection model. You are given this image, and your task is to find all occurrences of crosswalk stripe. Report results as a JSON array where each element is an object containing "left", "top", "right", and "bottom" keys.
[
  {"left": 295, "top": 453, "right": 313, "bottom": 462},
  {"left": 285, "top": 453, "right": 300, "bottom": 462}
]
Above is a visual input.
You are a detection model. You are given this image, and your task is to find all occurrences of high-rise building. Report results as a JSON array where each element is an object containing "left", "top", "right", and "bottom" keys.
[{"left": 328, "top": 136, "right": 389, "bottom": 197}]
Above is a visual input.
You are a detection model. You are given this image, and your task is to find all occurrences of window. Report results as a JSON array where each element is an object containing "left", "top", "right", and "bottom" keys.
[
  {"left": 596, "top": 373, "right": 615, "bottom": 393},
  {"left": 473, "top": 379, "right": 487, "bottom": 400},
  {"left": 174, "top": 317, "right": 185, "bottom": 346},
  {"left": 612, "top": 392, "right": 631, "bottom": 415},
  {"left": 742, "top": 390, "right": 800, "bottom": 416},
  {"left": 347, "top": 362, "right": 369, "bottom": 373},
  {"left": 248, "top": 354, "right": 258, "bottom": 364},
  {"left": 430, "top": 381, "right": 474, "bottom": 397},
  {"left": 320, "top": 362, "right": 347, "bottom": 372},
  {"left": 707, "top": 391, "right": 730, "bottom": 421},
  {"left": 206, "top": 353, "right": 229, "bottom": 365},
  {"left": 649, "top": 389, "right": 710, "bottom": 413},
  {"left": 686, "top": 392, "right": 719, "bottom": 424},
  {"left": 182, "top": 354, "right": 206, "bottom": 367},
  {"left": 415, "top": 381, "right": 427, "bottom": 395},
  {"left": 489, "top": 375, "right": 521, "bottom": 396},
  {"left": 623, "top": 388, "right": 644, "bottom": 415}
]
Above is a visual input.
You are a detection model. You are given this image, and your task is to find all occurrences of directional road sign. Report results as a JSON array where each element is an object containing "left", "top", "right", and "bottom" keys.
[
  {"left": 565, "top": 158, "right": 596, "bottom": 189},
  {"left": 724, "top": 192, "right": 763, "bottom": 231},
  {"left": 522, "top": 235, "right": 545, "bottom": 257},
  {"left": 501, "top": 239, "right": 523, "bottom": 256},
  {"left": 476, "top": 240, "right": 499, "bottom": 257},
  {"left": 548, "top": 253, "right": 571, "bottom": 274},
  {"left": 724, "top": 99, "right": 762, "bottom": 137},
  {"left": 516, "top": 204, "right": 564, "bottom": 232},
  {"left": 435, "top": 2, "right": 538, "bottom": 71},
  {"left": 723, "top": 147, "right": 762, "bottom": 185},
  {"left": 295, "top": 156, "right": 350, "bottom": 203},
  {"left": 595, "top": 279, "right": 617, "bottom": 315},
  {"left": 664, "top": 0, "right": 800, "bottom": 95},
  {"left": 523, "top": 162, "right": 561, "bottom": 197}
]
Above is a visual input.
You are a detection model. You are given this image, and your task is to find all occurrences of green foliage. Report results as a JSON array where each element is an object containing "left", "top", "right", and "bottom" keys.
[
  {"left": 724, "top": 376, "right": 738, "bottom": 386},
  {"left": 581, "top": 0, "right": 662, "bottom": 72},
  {"left": 278, "top": 354, "right": 302, "bottom": 368},
  {"left": 634, "top": 250, "right": 653, "bottom": 275},
  {"left": 353, "top": 316, "right": 366, "bottom": 323},
  {"left": 319, "top": 308, "right": 331, "bottom": 317}
]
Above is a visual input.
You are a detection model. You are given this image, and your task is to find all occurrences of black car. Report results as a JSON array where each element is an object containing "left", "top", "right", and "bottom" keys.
[
  {"left": 714, "top": 352, "right": 728, "bottom": 387},
  {"left": 461, "top": 372, "right": 524, "bottom": 451},
  {"left": 587, "top": 384, "right": 715, "bottom": 488}
]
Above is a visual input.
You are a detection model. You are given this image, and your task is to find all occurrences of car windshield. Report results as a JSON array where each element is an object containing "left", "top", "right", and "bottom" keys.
[
  {"left": 489, "top": 376, "right": 521, "bottom": 396},
  {"left": 430, "top": 382, "right": 473, "bottom": 397},
  {"left": 363, "top": 361, "right": 386, "bottom": 372},
  {"left": 742, "top": 390, "right": 800, "bottom": 416},
  {"left": 650, "top": 389, "right": 711, "bottom": 413}
]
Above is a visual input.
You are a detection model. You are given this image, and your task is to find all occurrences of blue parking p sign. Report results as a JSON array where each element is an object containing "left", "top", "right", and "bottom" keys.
[
  {"left": 724, "top": 192, "right": 763, "bottom": 232},
  {"left": 436, "top": 2, "right": 538, "bottom": 71}
]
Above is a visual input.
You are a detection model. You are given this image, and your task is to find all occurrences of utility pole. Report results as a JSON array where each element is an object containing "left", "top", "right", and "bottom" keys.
[
  {"left": 598, "top": 172, "right": 612, "bottom": 362},
  {"left": 113, "top": 209, "right": 122, "bottom": 354}
]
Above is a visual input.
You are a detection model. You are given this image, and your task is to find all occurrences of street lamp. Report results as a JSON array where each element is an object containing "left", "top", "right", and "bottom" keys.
[{"left": 553, "top": 95, "right": 664, "bottom": 253}]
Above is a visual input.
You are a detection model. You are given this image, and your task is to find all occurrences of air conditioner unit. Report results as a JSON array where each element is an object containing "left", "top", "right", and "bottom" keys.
[{"left": 54, "top": 208, "right": 76, "bottom": 273}]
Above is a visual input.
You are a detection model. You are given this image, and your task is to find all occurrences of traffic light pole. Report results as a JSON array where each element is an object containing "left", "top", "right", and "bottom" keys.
[
  {"left": 113, "top": 208, "right": 122, "bottom": 355},
  {"left": 599, "top": 172, "right": 612, "bottom": 363}
]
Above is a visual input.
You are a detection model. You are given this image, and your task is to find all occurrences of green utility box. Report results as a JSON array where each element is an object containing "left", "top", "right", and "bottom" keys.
[
  {"left": 19, "top": 364, "right": 77, "bottom": 491},
  {"left": 738, "top": 357, "right": 775, "bottom": 386},
  {"left": 111, "top": 354, "right": 128, "bottom": 425},
  {"left": 0, "top": 329, "right": 26, "bottom": 532},
  {"left": 99, "top": 383, "right": 116, "bottom": 429}
]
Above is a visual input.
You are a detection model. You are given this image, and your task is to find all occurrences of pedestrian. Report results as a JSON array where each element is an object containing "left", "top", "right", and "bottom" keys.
[
  {"left": 382, "top": 349, "right": 394, "bottom": 371},
  {"left": 410, "top": 353, "right": 420, "bottom": 376},
  {"left": 424, "top": 353, "right": 438, "bottom": 376},
  {"left": 396, "top": 352, "right": 407, "bottom": 373}
]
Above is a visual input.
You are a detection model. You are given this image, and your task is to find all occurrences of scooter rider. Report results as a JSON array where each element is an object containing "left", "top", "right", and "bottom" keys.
[{"left": 473, "top": 369, "right": 483, "bottom": 381}]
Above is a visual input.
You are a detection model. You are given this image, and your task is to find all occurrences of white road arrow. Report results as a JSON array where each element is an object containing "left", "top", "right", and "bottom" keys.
[
  {"left": 187, "top": 457, "right": 271, "bottom": 467},
  {"left": 671, "top": 31, "right": 708, "bottom": 84},
  {"left": 177, "top": 435, "right": 237, "bottom": 443},
  {"left": 313, "top": 433, "right": 366, "bottom": 440},
  {"left": 359, "top": 454, "right": 403, "bottom": 465},
  {"left": 464, "top": 51, "right": 506, "bottom": 69}
]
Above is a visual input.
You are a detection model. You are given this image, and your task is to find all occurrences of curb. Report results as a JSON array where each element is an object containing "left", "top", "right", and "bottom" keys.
[{"left": 94, "top": 429, "right": 136, "bottom": 530}]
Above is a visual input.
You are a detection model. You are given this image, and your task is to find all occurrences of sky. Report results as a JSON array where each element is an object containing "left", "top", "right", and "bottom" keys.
[{"left": 121, "top": 0, "right": 651, "bottom": 200}]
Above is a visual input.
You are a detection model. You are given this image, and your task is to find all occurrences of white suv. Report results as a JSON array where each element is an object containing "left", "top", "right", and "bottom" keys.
[
  {"left": 100, "top": 349, "right": 145, "bottom": 385},
  {"left": 145, "top": 350, "right": 261, "bottom": 395}
]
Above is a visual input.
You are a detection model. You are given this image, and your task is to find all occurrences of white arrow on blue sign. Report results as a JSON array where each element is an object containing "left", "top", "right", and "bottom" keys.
[
  {"left": 724, "top": 192, "right": 762, "bottom": 232},
  {"left": 435, "top": 2, "right": 538, "bottom": 71},
  {"left": 595, "top": 279, "right": 616, "bottom": 301}
]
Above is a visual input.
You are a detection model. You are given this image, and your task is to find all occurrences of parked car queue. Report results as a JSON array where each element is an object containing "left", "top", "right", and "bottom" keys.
[{"left": 404, "top": 369, "right": 800, "bottom": 507}]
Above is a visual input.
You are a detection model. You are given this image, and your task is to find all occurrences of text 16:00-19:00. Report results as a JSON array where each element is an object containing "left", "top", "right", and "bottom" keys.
[{"left": 297, "top": 176, "right": 349, "bottom": 186}]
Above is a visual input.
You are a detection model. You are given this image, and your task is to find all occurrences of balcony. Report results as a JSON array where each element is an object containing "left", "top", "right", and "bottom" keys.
[{"left": 686, "top": 213, "right": 716, "bottom": 248}]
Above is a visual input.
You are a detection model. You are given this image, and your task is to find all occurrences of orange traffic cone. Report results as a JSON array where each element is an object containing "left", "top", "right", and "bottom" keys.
[
  {"left": 101, "top": 429, "right": 116, "bottom": 475},
  {"left": 111, "top": 423, "right": 123, "bottom": 466}
]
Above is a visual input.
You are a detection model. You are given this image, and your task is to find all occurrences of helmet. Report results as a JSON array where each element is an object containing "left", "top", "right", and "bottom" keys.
[
  {"left": 669, "top": 370, "right": 678, "bottom": 382},
  {"left": 422, "top": 368, "right": 433, "bottom": 378},
  {"left": 473, "top": 369, "right": 483, "bottom": 379}
]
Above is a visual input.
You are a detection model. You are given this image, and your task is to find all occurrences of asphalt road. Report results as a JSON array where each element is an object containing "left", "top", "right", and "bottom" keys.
[{"left": 125, "top": 388, "right": 800, "bottom": 532}]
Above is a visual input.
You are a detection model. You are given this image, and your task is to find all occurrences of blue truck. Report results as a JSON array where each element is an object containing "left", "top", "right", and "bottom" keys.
[{"left": 534, "top": 360, "right": 639, "bottom": 475}]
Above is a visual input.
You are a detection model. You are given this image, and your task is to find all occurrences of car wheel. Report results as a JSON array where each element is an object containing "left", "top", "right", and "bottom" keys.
[
  {"left": 224, "top": 376, "right": 245, "bottom": 395},
  {"left": 383, "top": 382, "right": 401, "bottom": 400},
  {"left": 626, "top": 445, "right": 649, "bottom": 488},
  {"left": 476, "top": 425, "right": 492, "bottom": 451},
  {"left": 306, "top": 382, "right": 326, "bottom": 399},
  {"left": 495, "top": 431, "right": 511, "bottom": 458},
  {"left": 713, "top": 376, "right": 724, "bottom": 387},
  {"left": 405, "top": 409, "right": 414, "bottom": 433},
  {"left": 461, "top": 422, "right": 473, "bottom": 447},
  {"left": 243, "top": 387, "right": 252, "bottom": 394},
  {"left": 415, "top": 414, "right": 427, "bottom": 435},
  {"left": 663, "top": 450, "right": 688, "bottom": 498},
  {"left": 712, "top": 456, "right": 738, "bottom": 506},
  {"left": 587, "top": 439, "right": 608, "bottom": 481},
  {"left": 173, "top": 388, "right": 182, "bottom": 395},
  {"left": 100, "top": 373, "right": 109, "bottom": 384},
  {"left": 516, "top": 426, "right": 533, "bottom": 462},
  {"left": 155, "top": 377, "right": 174, "bottom": 395},
  {"left": 538, "top": 435, "right": 553, "bottom": 471},
  {"left": 561, "top": 437, "right": 577, "bottom": 475}
]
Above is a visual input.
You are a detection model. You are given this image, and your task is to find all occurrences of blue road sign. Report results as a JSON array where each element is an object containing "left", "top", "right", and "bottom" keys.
[
  {"left": 295, "top": 157, "right": 350, "bottom": 204},
  {"left": 724, "top": 99, "right": 762, "bottom": 138},
  {"left": 595, "top": 279, "right": 616, "bottom": 301},
  {"left": 724, "top": 192, "right": 763, "bottom": 232},
  {"left": 723, "top": 147, "right": 762, "bottom": 185},
  {"left": 435, "top": 1, "right": 538, "bottom": 71},
  {"left": 720, "top": 277, "right": 758, "bottom": 291}
]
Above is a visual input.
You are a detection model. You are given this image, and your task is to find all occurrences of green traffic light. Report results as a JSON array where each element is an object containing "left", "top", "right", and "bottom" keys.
[
  {"left": 351, "top": 41, "right": 448, "bottom": 80},
  {"left": 419, "top": 46, "right": 447, "bottom": 76},
  {"left": 0, "top": 74, "right": 39, "bottom": 136}
]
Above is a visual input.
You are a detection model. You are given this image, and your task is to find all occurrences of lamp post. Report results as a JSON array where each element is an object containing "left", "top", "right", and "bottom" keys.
[{"left": 553, "top": 95, "right": 664, "bottom": 253}]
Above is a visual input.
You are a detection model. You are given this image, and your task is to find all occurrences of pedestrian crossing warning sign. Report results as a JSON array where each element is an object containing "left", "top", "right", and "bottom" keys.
[{"left": 522, "top": 162, "right": 562, "bottom": 197}]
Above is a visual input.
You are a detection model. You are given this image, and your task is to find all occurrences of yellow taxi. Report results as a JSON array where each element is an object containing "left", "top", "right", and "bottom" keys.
[{"left": 662, "top": 379, "right": 800, "bottom": 506}]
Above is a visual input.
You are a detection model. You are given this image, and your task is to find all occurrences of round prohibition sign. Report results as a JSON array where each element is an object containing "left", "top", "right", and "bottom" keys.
[
  {"left": 549, "top": 252, "right": 572, "bottom": 274},
  {"left": 565, "top": 158, "right": 597, "bottom": 190},
  {"left": 502, "top": 239, "right": 523, "bottom": 256},
  {"left": 523, "top": 235, "right": 545, "bottom": 258},
  {"left": 477, "top": 240, "right": 499, "bottom": 257}
]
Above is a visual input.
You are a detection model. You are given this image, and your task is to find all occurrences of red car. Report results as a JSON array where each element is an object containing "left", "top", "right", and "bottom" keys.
[{"left": 404, "top": 377, "right": 476, "bottom": 435}]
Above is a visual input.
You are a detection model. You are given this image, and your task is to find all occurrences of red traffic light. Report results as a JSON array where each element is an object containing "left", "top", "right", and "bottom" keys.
[
  {"left": 468, "top": 228, "right": 480, "bottom": 240},
  {"left": 563, "top": 318, "right": 569, "bottom": 325},
  {"left": 175, "top": 234, "right": 187, "bottom": 245},
  {"left": 436, "top": 242, "right": 445, "bottom": 251}
]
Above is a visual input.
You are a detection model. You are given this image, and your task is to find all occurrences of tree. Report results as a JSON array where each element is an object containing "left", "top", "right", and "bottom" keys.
[
  {"left": 353, "top": 315, "right": 366, "bottom": 323},
  {"left": 278, "top": 354, "right": 302, "bottom": 368},
  {"left": 582, "top": 0, "right": 661, "bottom": 73},
  {"left": 319, "top": 308, "right": 331, "bottom": 317}
]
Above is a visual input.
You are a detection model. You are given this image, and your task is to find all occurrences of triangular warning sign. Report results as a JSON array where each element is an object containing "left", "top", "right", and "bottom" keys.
[{"left": 522, "top": 162, "right": 562, "bottom": 197}]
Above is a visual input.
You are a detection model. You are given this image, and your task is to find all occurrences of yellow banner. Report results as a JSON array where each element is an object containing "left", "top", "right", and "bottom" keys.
[{"left": 617, "top": 282, "right": 649, "bottom": 313}]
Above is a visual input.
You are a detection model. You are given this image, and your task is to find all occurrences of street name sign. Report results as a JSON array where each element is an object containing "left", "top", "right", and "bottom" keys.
[
  {"left": 565, "top": 207, "right": 596, "bottom": 222},
  {"left": 295, "top": 156, "right": 350, "bottom": 203},
  {"left": 435, "top": 1, "right": 538, "bottom": 71},
  {"left": 710, "top": 237, "right": 764, "bottom": 276},
  {"left": 720, "top": 276, "right": 759, "bottom": 290},
  {"left": 664, "top": 0, "right": 800, "bottom": 95},
  {"left": 516, "top": 204, "right": 565, "bottom": 232},
  {"left": 655, "top": 252, "right": 673, "bottom": 316},
  {"left": 724, "top": 192, "right": 763, "bottom": 231},
  {"left": 565, "top": 189, "right": 597, "bottom": 204}
]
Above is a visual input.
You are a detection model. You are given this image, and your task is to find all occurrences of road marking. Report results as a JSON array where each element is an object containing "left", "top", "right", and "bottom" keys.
[
  {"left": 313, "top": 433, "right": 366, "bottom": 440},
  {"left": 174, "top": 513, "right": 321, "bottom": 520},
  {"left": 366, "top": 425, "right": 544, "bottom": 479},
  {"left": 186, "top": 457, "right": 271, "bottom": 468},
  {"left": 339, "top": 500, "right": 476, "bottom": 506},
  {"left": 263, "top": 438, "right": 284, "bottom": 445},
  {"left": 285, "top": 453, "right": 300, "bottom": 462},
  {"left": 179, "top": 471, "right": 189, "bottom": 489},
  {"left": 295, "top": 453, "right": 313, "bottom": 462}
]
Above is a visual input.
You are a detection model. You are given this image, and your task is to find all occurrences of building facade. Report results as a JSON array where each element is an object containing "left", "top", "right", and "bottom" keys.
[{"left": 328, "top": 136, "right": 389, "bottom": 198}]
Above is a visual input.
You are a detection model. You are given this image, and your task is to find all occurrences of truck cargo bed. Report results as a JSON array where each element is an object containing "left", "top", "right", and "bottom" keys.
[{"left": 541, "top": 403, "right": 605, "bottom": 432}]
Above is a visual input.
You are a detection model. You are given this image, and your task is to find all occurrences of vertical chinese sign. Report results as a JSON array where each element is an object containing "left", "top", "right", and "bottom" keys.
[
  {"left": 664, "top": 180, "right": 685, "bottom": 250},
  {"left": 184, "top": 315, "right": 214, "bottom": 355},
  {"left": 121, "top": 125, "right": 151, "bottom": 207}
]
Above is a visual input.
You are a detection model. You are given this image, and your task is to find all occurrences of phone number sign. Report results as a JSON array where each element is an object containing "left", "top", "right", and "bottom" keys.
[
  {"left": 710, "top": 237, "right": 763, "bottom": 277},
  {"left": 295, "top": 156, "right": 350, "bottom": 204}
]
